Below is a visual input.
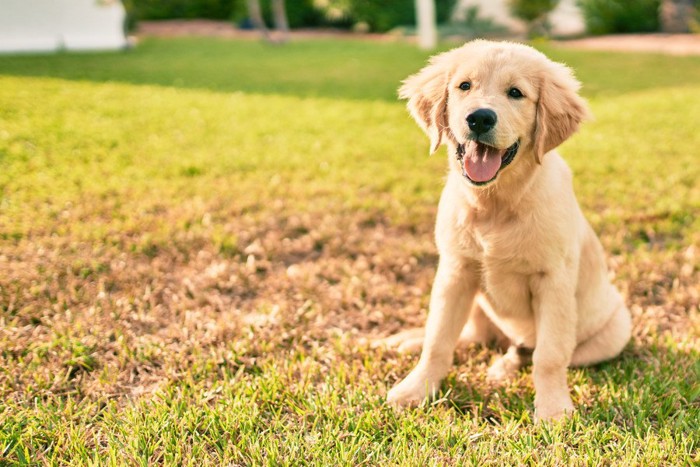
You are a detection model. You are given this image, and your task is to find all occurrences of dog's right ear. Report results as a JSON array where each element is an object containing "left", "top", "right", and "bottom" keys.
[{"left": 399, "top": 53, "right": 452, "bottom": 154}]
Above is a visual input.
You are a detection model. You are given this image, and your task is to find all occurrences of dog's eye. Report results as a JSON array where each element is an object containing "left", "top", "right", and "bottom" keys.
[
  {"left": 458, "top": 82, "right": 471, "bottom": 91},
  {"left": 508, "top": 87, "right": 524, "bottom": 99}
]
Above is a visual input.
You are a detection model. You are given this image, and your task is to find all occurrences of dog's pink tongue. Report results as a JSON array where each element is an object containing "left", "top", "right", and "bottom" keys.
[{"left": 464, "top": 141, "right": 503, "bottom": 182}]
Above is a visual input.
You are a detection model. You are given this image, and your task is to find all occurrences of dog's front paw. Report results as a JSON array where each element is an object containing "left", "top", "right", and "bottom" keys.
[
  {"left": 386, "top": 369, "right": 440, "bottom": 407},
  {"left": 534, "top": 392, "right": 575, "bottom": 422}
]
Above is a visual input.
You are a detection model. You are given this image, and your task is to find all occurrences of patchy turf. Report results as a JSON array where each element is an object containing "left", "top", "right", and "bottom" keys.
[{"left": 0, "top": 39, "right": 698, "bottom": 465}]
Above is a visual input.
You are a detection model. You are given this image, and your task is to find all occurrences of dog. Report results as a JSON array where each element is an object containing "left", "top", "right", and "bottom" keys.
[{"left": 382, "top": 40, "right": 632, "bottom": 421}]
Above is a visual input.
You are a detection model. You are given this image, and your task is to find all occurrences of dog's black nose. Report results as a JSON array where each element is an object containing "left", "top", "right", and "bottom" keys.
[{"left": 466, "top": 108, "right": 497, "bottom": 134}]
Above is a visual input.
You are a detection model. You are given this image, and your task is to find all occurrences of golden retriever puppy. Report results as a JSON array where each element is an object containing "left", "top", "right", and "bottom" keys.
[{"left": 384, "top": 40, "right": 631, "bottom": 421}]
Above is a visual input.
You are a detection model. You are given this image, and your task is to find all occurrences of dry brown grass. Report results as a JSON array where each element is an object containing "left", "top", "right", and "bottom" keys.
[
  {"left": 2, "top": 200, "right": 697, "bottom": 412},
  {"left": 1, "top": 39, "right": 699, "bottom": 464}
]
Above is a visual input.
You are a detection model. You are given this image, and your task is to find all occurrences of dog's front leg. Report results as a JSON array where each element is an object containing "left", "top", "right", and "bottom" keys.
[
  {"left": 531, "top": 270, "right": 577, "bottom": 421},
  {"left": 387, "top": 256, "right": 479, "bottom": 406}
]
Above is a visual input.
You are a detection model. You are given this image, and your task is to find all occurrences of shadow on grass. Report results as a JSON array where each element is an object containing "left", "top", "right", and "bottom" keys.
[
  {"left": 1, "top": 38, "right": 700, "bottom": 101},
  {"left": 0, "top": 38, "right": 426, "bottom": 102}
]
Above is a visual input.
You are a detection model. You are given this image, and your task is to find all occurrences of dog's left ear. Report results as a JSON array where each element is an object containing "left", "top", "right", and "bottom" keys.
[
  {"left": 533, "top": 62, "right": 592, "bottom": 163},
  {"left": 399, "top": 53, "right": 453, "bottom": 154}
]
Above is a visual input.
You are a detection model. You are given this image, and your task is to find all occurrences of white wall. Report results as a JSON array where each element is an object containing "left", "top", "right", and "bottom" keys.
[
  {"left": 0, "top": 0, "right": 128, "bottom": 53},
  {"left": 548, "top": 0, "right": 586, "bottom": 36}
]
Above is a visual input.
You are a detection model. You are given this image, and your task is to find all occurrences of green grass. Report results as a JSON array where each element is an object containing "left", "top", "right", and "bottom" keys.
[{"left": 1, "top": 38, "right": 699, "bottom": 465}]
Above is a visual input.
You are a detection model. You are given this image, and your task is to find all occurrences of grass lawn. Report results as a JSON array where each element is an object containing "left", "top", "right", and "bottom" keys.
[{"left": 1, "top": 37, "right": 699, "bottom": 465}]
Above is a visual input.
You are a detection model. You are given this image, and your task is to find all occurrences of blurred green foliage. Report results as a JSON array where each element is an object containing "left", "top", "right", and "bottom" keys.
[
  {"left": 578, "top": 0, "right": 661, "bottom": 35},
  {"left": 337, "top": 0, "right": 457, "bottom": 32},
  {"left": 509, "top": 0, "right": 559, "bottom": 22},
  {"left": 509, "top": 0, "right": 559, "bottom": 38},
  {"left": 229, "top": 0, "right": 327, "bottom": 28},
  {"left": 125, "top": 0, "right": 324, "bottom": 29},
  {"left": 130, "top": 0, "right": 237, "bottom": 20},
  {"left": 124, "top": 0, "right": 457, "bottom": 32}
]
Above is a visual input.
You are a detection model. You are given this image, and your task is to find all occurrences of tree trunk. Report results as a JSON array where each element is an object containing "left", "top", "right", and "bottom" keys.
[
  {"left": 271, "top": 0, "right": 290, "bottom": 43},
  {"left": 416, "top": 0, "right": 437, "bottom": 50},
  {"left": 246, "top": 0, "right": 270, "bottom": 41}
]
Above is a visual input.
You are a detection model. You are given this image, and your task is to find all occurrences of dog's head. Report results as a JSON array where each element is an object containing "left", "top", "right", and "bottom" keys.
[{"left": 399, "top": 40, "right": 590, "bottom": 187}]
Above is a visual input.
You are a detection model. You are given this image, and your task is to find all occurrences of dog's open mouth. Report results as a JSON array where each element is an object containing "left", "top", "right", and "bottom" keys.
[{"left": 457, "top": 140, "right": 519, "bottom": 185}]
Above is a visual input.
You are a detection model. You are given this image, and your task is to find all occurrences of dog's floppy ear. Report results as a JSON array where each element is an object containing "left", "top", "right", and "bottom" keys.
[
  {"left": 533, "top": 62, "right": 591, "bottom": 163},
  {"left": 399, "top": 53, "right": 453, "bottom": 154}
]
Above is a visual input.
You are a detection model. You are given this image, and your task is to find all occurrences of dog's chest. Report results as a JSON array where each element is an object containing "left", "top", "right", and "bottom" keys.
[
  {"left": 463, "top": 208, "right": 542, "bottom": 326},
  {"left": 461, "top": 207, "right": 539, "bottom": 268},
  {"left": 479, "top": 233, "right": 540, "bottom": 344}
]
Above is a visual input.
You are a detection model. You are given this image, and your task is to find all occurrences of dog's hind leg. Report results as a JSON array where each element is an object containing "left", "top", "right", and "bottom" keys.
[
  {"left": 466, "top": 294, "right": 509, "bottom": 348},
  {"left": 372, "top": 328, "right": 426, "bottom": 353},
  {"left": 486, "top": 345, "right": 531, "bottom": 383},
  {"left": 374, "top": 294, "right": 502, "bottom": 354},
  {"left": 570, "top": 301, "right": 631, "bottom": 367}
]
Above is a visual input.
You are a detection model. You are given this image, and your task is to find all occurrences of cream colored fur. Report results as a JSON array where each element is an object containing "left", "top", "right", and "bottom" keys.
[{"left": 383, "top": 40, "right": 631, "bottom": 421}]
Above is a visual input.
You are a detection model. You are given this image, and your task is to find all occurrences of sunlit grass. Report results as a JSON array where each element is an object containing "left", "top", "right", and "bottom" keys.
[{"left": 0, "top": 38, "right": 698, "bottom": 465}]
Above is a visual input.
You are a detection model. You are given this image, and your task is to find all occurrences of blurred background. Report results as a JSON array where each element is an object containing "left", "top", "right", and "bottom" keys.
[{"left": 1, "top": 0, "right": 698, "bottom": 53}]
